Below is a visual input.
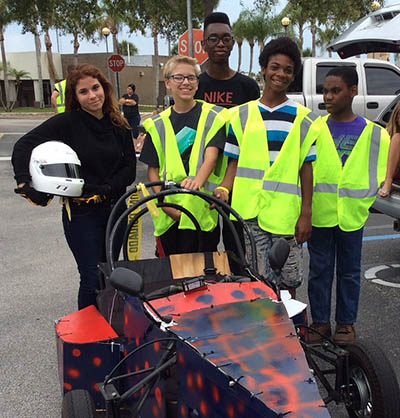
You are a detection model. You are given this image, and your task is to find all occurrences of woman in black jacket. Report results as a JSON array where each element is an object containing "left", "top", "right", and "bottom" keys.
[{"left": 12, "top": 64, "right": 136, "bottom": 309}]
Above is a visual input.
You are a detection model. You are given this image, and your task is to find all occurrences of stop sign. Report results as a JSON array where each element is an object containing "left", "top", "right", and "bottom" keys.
[
  {"left": 108, "top": 55, "right": 125, "bottom": 72},
  {"left": 178, "top": 29, "right": 208, "bottom": 65}
]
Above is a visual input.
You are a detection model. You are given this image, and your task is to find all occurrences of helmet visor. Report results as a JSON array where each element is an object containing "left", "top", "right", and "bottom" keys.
[{"left": 40, "top": 163, "right": 81, "bottom": 178}]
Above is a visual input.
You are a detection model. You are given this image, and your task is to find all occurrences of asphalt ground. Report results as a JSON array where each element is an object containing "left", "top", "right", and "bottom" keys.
[{"left": 1, "top": 118, "right": 400, "bottom": 417}]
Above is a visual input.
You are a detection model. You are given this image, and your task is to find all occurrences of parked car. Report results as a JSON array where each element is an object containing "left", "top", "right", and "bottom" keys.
[
  {"left": 288, "top": 57, "right": 400, "bottom": 120},
  {"left": 327, "top": 3, "right": 400, "bottom": 59},
  {"left": 375, "top": 94, "right": 400, "bottom": 127},
  {"left": 371, "top": 94, "right": 400, "bottom": 226}
]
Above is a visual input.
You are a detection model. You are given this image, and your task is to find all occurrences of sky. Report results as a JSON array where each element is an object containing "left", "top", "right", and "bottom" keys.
[{"left": 3, "top": 0, "right": 400, "bottom": 74}]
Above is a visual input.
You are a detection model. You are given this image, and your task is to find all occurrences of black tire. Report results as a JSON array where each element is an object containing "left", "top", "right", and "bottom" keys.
[
  {"left": 345, "top": 339, "right": 400, "bottom": 418},
  {"left": 61, "top": 390, "right": 97, "bottom": 418}
]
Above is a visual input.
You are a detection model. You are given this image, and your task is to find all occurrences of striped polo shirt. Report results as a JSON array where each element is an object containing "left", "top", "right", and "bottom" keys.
[{"left": 224, "top": 99, "right": 316, "bottom": 165}]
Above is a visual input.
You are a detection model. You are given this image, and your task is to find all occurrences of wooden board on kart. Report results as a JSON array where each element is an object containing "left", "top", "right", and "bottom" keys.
[{"left": 170, "top": 251, "right": 231, "bottom": 279}]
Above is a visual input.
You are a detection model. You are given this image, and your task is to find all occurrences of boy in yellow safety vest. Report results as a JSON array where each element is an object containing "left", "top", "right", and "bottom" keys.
[
  {"left": 218, "top": 37, "right": 320, "bottom": 295},
  {"left": 308, "top": 66, "right": 389, "bottom": 344},
  {"left": 140, "top": 55, "right": 228, "bottom": 256}
]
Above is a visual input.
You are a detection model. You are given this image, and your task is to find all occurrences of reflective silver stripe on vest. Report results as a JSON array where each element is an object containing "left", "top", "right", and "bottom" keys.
[
  {"left": 236, "top": 167, "right": 265, "bottom": 180},
  {"left": 57, "top": 81, "right": 65, "bottom": 107},
  {"left": 203, "top": 181, "right": 218, "bottom": 193},
  {"left": 307, "top": 111, "right": 319, "bottom": 122},
  {"left": 239, "top": 105, "right": 249, "bottom": 134},
  {"left": 314, "top": 183, "right": 338, "bottom": 193},
  {"left": 154, "top": 117, "right": 167, "bottom": 179},
  {"left": 263, "top": 180, "right": 301, "bottom": 196},
  {"left": 301, "top": 111, "right": 318, "bottom": 145},
  {"left": 339, "top": 125, "right": 381, "bottom": 199},
  {"left": 196, "top": 109, "right": 219, "bottom": 171}
]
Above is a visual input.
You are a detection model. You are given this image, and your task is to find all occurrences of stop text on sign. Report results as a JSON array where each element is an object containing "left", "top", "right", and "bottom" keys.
[{"left": 108, "top": 55, "right": 125, "bottom": 72}]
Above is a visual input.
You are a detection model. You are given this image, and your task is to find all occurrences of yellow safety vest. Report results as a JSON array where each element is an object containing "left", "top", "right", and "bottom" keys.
[
  {"left": 312, "top": 115, "right": 389, "bottom": 231},
  {"left": 55, "top": 80, "right": 66, "bottom": 113},
  {"left": 143, "top": 100, "right": 228, "bottom": 236},
  {"left": 230, "top": 100, "right": 320, "bottom": 235}
]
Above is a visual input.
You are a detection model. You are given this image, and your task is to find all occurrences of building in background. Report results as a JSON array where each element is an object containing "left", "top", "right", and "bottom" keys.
[{"left": 0, "top": 52, "right": 171, "bottom": 109}]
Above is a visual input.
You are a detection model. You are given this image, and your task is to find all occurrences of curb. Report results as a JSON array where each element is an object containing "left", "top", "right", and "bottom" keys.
[{"left": 0, "top": 113, "right": 54, "bottom": 120}]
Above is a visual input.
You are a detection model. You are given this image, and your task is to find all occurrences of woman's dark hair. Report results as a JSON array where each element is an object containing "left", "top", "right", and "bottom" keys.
[
  {"left": 65, "top": 64, "right": 130, "bottom": 129},
  {"left": 128, "top": 84, "right": 136, "bottom": 92},
  {"left": 326, "top": 66, "right": 358, "bottom": 88},
  {"left": 259, "top": 37, "right": 301, "bottom": 75}
]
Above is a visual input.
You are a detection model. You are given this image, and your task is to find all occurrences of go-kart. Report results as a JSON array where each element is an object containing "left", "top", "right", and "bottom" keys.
[{"left": 56, "top": 182, "right": 400, "bottom": 418}]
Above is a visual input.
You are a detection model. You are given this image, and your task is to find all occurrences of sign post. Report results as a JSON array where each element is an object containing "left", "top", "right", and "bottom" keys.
[
  {"left": 108, "top": 54, "right": 125, "bottom": 99},
  {"left": 178, "top": 29, "right": 208, "bottom": 65}
]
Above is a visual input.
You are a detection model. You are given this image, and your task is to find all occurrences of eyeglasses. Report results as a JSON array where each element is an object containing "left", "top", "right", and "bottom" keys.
[
  {"left": 168, "top": 74, "right": 199, "bottom": 83},
  {"left": 205, "top": 35, "right": 234, "bottom": 45}
]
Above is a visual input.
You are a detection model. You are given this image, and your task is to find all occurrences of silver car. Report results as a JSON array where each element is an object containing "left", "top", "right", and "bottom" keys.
[{"left": 328, "top": 4, "right": 400, "bottom": 58}]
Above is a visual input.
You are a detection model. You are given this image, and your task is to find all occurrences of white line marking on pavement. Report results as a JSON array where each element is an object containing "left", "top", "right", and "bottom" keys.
[
  {"left": 365, "top": 224, "right": 394, "bottom": 230},
  {"left": 364, "top": 264, "right": 400, "bottom": 288},
  {"left": 0, "top": 132, "right": 28, "bottom": 135},
  {"left": 0, "top": 156, "right": 11, "bottom": 161}
]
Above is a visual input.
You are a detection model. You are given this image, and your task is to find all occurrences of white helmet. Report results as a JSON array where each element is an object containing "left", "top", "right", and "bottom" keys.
[{"left": 29, "top": 141, "right": 84, "bottom": 197}]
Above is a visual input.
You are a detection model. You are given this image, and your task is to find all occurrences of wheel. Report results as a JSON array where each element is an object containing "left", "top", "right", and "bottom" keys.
[
  {"left": 345, "top": 339, "right": 400, "bottom": 418},
  {"left": 61, "top": 390, "right": 97, "bottom": 418}
]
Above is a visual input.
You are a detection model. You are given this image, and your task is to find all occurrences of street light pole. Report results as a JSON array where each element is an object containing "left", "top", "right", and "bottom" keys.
[
  {"left": 281, "top": 17, "right": 291, "bottom": 37},
  {"left": 102, "top": 27, "right": 111, "bottom": 81},
  {"left": 187, "top": 0, "right": 194, "bottom": 58}
]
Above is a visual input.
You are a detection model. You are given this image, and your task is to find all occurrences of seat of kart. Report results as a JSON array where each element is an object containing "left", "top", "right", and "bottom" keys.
[
  {"left": 97, "top": 252, "right": 232, "bottom": 336},
  {"left": 100, "top": 251, "right": 231, "bottom": 295}
]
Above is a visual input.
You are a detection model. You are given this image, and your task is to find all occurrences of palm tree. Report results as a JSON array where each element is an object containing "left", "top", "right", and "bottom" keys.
[
  {"left": 7, "top": 67, "right": 31, "bottom": 110},
  {"left": 199, "top": 0, "right": 220, "bottom": 18},
  {"left": 0, "top": 0, "right": 13, "bottom": 110},
  {"left": 232, "top": 16, "right": 247, "bottom": 72},
  {"left": 118, "top": 40, "right": 138, "bottom": 56},
  {"left": 239, "top": 11, "right": 258, "bottom": 75}
]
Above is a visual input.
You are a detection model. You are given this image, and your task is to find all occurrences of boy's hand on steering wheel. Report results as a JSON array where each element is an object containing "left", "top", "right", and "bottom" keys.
[
  {"left": 180, "top": 178, "right": 201, "bottom": 190},
  {"left": 211, "top": 186, "right": 229, "bottom": 209}
]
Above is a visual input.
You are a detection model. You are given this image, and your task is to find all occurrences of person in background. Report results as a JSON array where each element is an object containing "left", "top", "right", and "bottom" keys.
[
  {"left": 12, "top": 64, "right": 136, "bottom": 310},
  {"left": 195, "top": 11, "right": 260, "bottom": 273},
  {"left": 140, "top": 55, "right": 228, "bottom": 257},
  {"left": 378, "top": 100, "right": 400, "bottom": 197},
  {"left": 51, "top": 79, "right": 66, "bottom": 114},
  {"left": 119, "top": 84, "right": 140, "bottom": 139},
  {"left": 222, "top": 37, "right": 319, "bottom": 296},
  {"left": 308, "top": 66, "right": 389, "bottom": 344}
]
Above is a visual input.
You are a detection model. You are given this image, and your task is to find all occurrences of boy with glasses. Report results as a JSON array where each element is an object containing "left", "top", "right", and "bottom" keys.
[
  {"left": 195, "top": 12, "right": 260, "bottom": 273},
  {"left": 195, "top": 12, "right": 260, "bottom": 108},
  {"left": 140, "top": 56, "right": 228, "bottom": 256}
]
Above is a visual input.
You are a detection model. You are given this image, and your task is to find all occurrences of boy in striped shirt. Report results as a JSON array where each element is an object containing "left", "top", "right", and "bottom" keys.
[{"left": 219, "top": 38, "right": 319, "bottom": 294}]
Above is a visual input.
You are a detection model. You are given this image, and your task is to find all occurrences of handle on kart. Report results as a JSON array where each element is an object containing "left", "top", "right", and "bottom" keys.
[{"left": 106, "top": 181, "right": 257, "bottom": 273}]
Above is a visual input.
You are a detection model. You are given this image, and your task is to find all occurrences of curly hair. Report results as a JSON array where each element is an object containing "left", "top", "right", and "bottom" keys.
[
  {"left": 65, "top": 64, "right": 130, "bottom": 130},
  {"left": 259, "top": 37, "right": 301, "bottom": 75},
  {"left": 387, "top": 100, "right": 400, "bottom": 137}
]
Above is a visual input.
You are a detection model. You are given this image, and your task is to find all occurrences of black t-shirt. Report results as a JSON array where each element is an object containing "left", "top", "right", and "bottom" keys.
[
  {"left": 140, "top": 102, "right": 226, "bottom": 174},
  {"left": 122, "top": 93, "right": 139, "bottom": 117},
  {"left": 194, "top": 72, "right": 260, "bottom": 108},
  {"left": 12, "top": 110, "right": 136, "bottom": 199}
]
